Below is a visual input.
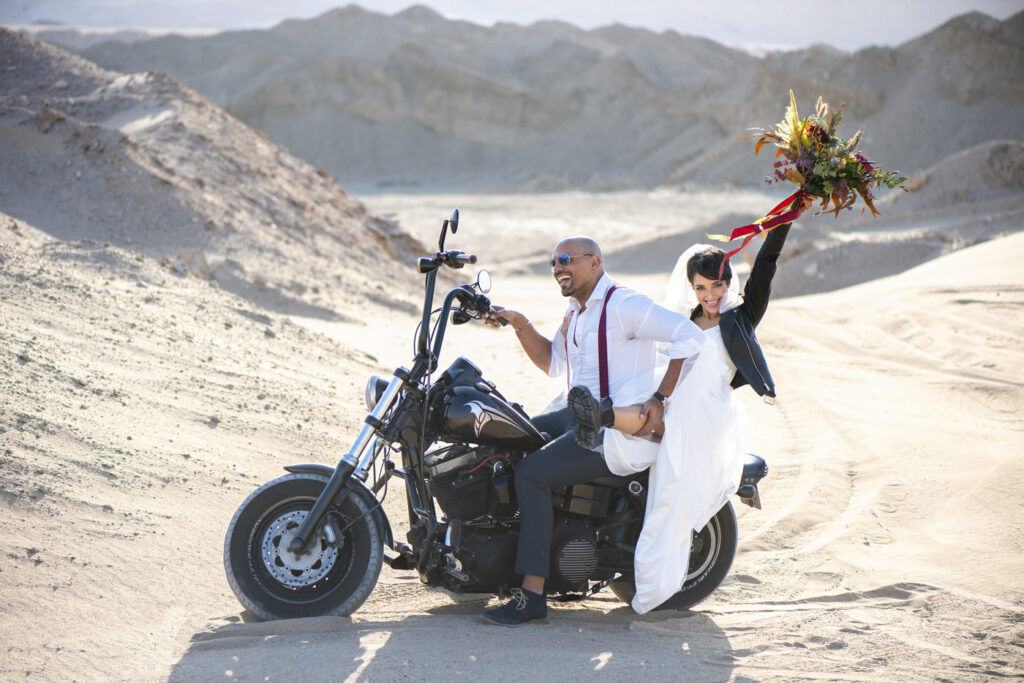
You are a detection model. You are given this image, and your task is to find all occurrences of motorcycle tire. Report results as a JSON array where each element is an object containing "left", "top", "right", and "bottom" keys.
[
  {"left": 224, "top": 473, "right": 383, "bottom": 621},
  {"left": 609, "top": 500, "right": 738, "bottom": 611}
]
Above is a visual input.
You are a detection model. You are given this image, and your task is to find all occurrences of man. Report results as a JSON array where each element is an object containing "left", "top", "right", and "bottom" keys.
[{"left": 480, "top": 236, "right": 705, "bottom": 625}]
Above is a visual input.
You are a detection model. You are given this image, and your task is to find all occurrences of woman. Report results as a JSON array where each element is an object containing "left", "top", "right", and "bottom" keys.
[
  {"left": 568, "top": 214, "right": 800, "bottom": 613},
  {"left": 569, "top": 212, "right": 801, "bottom": 444}
]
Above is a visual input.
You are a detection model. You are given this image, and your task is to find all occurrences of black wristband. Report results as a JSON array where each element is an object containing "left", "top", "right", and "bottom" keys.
[{"left": 652, "top": 391, "right": 667, "bottom": 405}]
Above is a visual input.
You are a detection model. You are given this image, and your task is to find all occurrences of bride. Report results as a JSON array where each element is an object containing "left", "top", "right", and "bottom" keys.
[{"left": 569, "top": 212, "right": 800, "bottom": 613}]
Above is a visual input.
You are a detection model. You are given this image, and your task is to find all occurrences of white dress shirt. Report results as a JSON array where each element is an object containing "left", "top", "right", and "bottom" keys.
[{"left": 547, "top": 273, "right": 705, "bottom": 407}]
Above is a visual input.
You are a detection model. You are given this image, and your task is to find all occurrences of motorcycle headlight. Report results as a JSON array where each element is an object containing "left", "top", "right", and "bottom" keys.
[{"left": 364, "top": 375, "right": 389, "bottom": 411}]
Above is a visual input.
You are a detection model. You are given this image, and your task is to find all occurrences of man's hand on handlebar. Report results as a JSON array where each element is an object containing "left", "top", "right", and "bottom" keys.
[{"left": 484, "top": 305, "right": 525, "bottom": 330}]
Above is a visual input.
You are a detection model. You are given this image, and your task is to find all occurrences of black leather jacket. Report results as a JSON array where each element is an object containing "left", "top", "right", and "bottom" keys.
[{"left": 691, "top": 223, "right": 791, "bottom": 400}]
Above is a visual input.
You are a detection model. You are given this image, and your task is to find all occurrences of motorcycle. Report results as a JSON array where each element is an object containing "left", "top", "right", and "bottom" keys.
[{"left": 223, "top": 209, "right": 769, "bottom": 620}]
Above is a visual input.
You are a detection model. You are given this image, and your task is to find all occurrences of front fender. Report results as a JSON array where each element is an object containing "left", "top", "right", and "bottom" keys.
[{"left": 283, "top": 463, "right": 394, "bottom": 550}]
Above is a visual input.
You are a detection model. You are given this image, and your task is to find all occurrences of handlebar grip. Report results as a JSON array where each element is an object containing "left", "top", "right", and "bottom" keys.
[
  {"left": 486, "top": 302, "right": 509, "bottom": 326},
  {"left": 444, "top": 251, "right": 475, "bottom": 268}
]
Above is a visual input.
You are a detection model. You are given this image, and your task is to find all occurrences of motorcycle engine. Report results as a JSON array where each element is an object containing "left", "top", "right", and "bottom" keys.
[
  {"left": 425, "top": 444, "right": 516, "bottom": 521},
  {"left": 547, "top": 519, "right": 598, "bottom": 593},
  {"left": 447, "top": 518, "right": 598, "bottom": 594},
  {"left": 422, "top": 444, "right": 598, "bottom": 594}
]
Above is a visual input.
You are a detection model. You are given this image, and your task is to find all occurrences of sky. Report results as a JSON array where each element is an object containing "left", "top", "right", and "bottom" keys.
[{"left": 1, "top": 0, "right": 1020, "bottom": 51}]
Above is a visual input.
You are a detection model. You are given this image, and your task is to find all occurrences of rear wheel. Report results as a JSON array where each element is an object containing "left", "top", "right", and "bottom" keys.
[
  {"left": 610, "top": 500, "right": 738, "bottom": 611},
  {"left": 224, "top": 473, "right": 383, "bottom": 620}
]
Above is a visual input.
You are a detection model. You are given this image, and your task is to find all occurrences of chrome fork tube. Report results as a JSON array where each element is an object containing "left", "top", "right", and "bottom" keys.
[
  {"left": 287, "top": 371, "right": 407, "bottom": 554},
  {"left": 342, "top": 375, "right": 404, "bottom": 470},
  {"left": 352, "top": 436, "right": 381, "bottom": 482}
]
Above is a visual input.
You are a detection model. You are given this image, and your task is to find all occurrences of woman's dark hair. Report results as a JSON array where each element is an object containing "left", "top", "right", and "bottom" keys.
[{"left": 686, "top": 247, "right": 732, "bottom": 284}]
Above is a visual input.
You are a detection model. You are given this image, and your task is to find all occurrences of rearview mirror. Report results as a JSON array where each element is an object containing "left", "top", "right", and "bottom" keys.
[
  {"left": 438, "top": 207, "right": 460, "bottom": 251},
  {"left": 476, "top": 269, "right": 491, "bottom": 293}
]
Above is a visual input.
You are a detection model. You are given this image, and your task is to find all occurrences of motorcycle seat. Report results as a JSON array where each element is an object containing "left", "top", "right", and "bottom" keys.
[{"left": 589, "top": 474, "right": 642, "bottom": 488}]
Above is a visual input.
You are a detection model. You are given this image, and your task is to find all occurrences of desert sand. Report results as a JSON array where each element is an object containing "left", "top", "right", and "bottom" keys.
[
  {"left": 3, "top": 213, "right": 1023, "bottom": 681},
  {"left": 2, "top": 24, "right": 1023, "bottom": 683}
]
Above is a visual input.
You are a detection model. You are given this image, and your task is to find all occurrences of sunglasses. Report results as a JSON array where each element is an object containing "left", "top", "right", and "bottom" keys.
[{"left": 550, "top": 253, "right": 594, "bottom": 268}]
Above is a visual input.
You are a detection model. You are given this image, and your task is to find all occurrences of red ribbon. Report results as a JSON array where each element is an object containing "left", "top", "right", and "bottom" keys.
[{"left": 718, "top": 190, "right": 807, "bottom": 278}]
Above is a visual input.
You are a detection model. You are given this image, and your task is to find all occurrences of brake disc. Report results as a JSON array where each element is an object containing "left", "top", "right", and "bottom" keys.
[{"left": 261, "top": 510, "right": 338, "bottom": 588}]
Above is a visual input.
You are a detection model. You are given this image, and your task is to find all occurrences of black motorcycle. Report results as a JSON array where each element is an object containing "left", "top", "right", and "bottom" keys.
[{"left": 224, "top": 210, "right": 769, "bottom": 620}]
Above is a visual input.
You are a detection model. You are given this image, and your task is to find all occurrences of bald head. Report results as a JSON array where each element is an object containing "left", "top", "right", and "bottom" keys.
[
  {"left": 551, "top": 235, "right": 604, "bottom": 303},
  {"left": 555, "top": 236, "right": 602, "bottom": 261}
]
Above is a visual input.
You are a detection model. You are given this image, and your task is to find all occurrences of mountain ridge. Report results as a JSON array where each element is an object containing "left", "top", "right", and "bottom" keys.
[{"left": 19, "top": 7, "right": 1021, "bottom": 191}]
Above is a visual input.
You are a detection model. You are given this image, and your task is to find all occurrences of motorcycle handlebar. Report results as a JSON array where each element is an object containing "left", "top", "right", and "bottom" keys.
[
  {"left": 417, "top": 250, "right": 478, "bottom": 273},
  {"left": 451, "top": 285, "right": 507, "bottom": 326},
  {"left": 444, "top": 250, "right": 477, "bottom": 268}
]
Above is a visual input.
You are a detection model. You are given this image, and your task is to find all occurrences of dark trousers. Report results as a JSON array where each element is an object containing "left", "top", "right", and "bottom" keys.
[{"left": 514, "top": 408, "right": 613, "bottom": 579}]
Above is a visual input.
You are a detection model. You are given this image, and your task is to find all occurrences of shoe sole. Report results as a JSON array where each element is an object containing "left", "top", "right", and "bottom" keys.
[
  {"left": 480, "top": 615, "right": 548, "bottom": 626},
  {"left": 567, "top": 386, "right": 601, "bottom": 448}
]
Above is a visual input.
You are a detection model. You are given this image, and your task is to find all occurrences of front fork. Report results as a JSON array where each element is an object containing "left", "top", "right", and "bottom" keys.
[{"left": 286, "top": 370, "right": 408, "bottom": 554}]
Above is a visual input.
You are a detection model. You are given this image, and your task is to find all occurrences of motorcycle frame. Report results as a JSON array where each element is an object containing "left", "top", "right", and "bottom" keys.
[{"left": 285, "top": 218, "right": 481, "bottom": 556}]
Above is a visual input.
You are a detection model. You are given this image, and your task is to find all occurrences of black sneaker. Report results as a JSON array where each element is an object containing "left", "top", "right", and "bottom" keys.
[
  {"left": 567, "top": 385, "right": 614, "bottom": 448},
  {"left": 481, "top": 588, "right": 548, "bottom": 626}
]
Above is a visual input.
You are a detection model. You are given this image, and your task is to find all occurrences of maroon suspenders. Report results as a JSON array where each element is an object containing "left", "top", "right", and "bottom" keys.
[
  {"left": 565, "top": 285, "right": 622, "bottom": 399},
  {"left": 597, "top": 285, "right": 622, "bottom": 400}
]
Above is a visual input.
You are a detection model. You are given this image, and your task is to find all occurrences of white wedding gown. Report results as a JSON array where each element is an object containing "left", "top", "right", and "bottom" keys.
[
  {"left": 613, "top": 245, "right": 748, "bottom": 613},
  {"left": 628, "top": 324, "right": 746, "bottom": 612}
]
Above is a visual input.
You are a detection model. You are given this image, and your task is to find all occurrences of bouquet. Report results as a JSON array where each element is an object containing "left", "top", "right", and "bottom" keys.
[{"left": 710, "top": 90, "right": 906, "bottom": 269}]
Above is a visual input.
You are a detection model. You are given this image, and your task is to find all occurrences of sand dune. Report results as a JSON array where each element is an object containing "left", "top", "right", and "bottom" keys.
[
  {"left": 2, "top": 210, "right": 1022, "bottom": 679},
  {"left": 0, "top": 28, "right": 425, "bottom": 322},
  {"left": 1, "top": 21, "right": 1022, "bottom": 683}
]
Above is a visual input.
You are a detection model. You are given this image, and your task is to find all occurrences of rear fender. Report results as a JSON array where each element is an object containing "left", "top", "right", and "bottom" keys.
[{"left": 283, "top": 463, "right": 394, "bottom": 549}]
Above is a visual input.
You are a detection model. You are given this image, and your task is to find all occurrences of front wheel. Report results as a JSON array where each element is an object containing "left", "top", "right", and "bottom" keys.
[
  {"left": 610, "top": 500, "right": 738, "bottom": 611},
  {"left": 224, "top": 473, "right": 383, "bottom": 620}
]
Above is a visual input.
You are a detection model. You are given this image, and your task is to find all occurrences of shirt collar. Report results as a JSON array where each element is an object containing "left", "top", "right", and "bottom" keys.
[{"left": 569, "top": 272, "right": 616, "bottom": 311}]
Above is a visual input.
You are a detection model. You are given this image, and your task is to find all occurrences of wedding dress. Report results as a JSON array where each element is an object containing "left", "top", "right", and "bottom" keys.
[{"left": 627, "top": 245, "right": 747, "bottom": 613}]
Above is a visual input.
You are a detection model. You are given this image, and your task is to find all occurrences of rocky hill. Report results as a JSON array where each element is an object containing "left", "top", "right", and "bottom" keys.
[
  {"left": 0, "top": 28, "right": 425, "bottom": 320},
  {"left": 67, "top": 6, "right": 1024, "bottom": 191}
]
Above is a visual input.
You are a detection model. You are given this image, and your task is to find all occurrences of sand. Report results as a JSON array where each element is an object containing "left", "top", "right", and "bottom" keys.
[
  {"left": 2, "top": 23, "right": 1023, "bottom": 683},
  {"left": 3, "top": 213, "right": 1023, "bottom": 680}
]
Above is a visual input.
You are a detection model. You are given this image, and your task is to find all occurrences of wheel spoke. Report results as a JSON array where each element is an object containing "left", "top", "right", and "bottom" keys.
[{"left": 687, "top": 517, "right": 720, "bottom": 581}]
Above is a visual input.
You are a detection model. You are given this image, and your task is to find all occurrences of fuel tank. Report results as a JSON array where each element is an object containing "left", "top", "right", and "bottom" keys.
[{"left": 437, "top": 385, "right": 545, "bottom": 451}]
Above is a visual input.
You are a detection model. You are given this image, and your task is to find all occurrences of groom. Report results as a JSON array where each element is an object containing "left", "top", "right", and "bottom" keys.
[{"left": 481, "top": 236, "right": 705, "bottom": 625}]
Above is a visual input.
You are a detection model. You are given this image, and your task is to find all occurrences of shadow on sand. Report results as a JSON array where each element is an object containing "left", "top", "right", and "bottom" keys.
[{"left": 170, "top": 604, "right": 735, "bottom": 681}]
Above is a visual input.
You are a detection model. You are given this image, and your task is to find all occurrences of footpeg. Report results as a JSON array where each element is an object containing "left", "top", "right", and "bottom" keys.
[
  {"left": 737, "top": 484, "right": 761, "bottom": 509},
  {"left": 383, "top": 553, "right": 415, "bottom": 570}
]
